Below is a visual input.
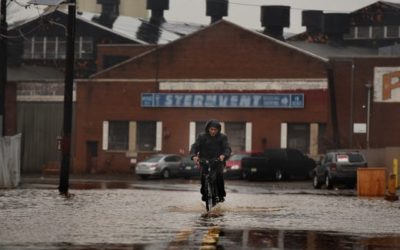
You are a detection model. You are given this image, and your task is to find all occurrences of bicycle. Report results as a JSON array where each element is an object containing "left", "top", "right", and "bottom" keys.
[{"left": 199, "top": 158, "right": 222, "bottom": 212}]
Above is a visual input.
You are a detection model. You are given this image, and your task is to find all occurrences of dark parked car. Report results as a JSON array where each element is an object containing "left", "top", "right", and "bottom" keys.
[
  {"left": 312, "top": 151, "right": 368, "bottom": 189},
  {"left": 135, "top": 154, "right": 182, "bottom": 179},
  {"left": 180, "top": 156, "right": 200, "bottom": 179},
  {"left": 224, "top": 153, "right": 252, "bottom": 179},
  {"left": 241, "top": 148, "right": 316, "bottom": 181}
]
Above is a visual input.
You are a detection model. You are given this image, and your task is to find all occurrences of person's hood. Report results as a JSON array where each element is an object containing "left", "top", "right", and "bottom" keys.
[{"left": 204, "top": 119, "right": 221, "bottom": 134}]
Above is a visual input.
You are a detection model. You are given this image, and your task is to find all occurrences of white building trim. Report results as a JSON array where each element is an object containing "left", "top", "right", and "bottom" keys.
[
  {"left": 159, "top": 79, "right": 328, "bottom": 91},
  {"left": 280, "top": 123, "right": 287, "bottom": 148},
  {"left": 245, "top": 122, "right": 252, "bottom": 152},
  {"left": 102, "top": 121, "right": 109, "bottom": 150}
]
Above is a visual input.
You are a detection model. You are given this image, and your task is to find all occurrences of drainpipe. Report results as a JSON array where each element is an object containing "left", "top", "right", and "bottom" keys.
[
  {"left": 349, "top": 61, "right": 355, "bottom": 148},
  {"left": 365, "top": 81, "right": 372, "bottom": 149}
]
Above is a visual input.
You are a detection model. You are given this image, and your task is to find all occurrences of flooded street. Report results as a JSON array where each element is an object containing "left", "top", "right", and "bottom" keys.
[{"left": 1, "top": 179, "right": 400, "bottom": 249}]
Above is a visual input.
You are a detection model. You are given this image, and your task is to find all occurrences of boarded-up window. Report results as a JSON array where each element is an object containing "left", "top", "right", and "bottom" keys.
[
  {"left": 137, "top": 121, "right": 156, "bottom": 151},
  {"left": 225, "top": 122, "right": 246, "bottom": 153},
  {"left": 108, "top": 121, "right": 129, "bottom": 150},
  {"left": 287, "top": 123, "right": 310, "bottom": 154}
]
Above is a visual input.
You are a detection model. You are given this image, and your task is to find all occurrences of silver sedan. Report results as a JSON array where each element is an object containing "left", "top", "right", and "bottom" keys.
[{"left": 135, "top": 154, "right": 182, "bottom": 180}]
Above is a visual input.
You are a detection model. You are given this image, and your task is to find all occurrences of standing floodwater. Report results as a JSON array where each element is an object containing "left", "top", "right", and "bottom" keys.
[{"left": 1, "top": 181, "right": 400, "bottom": 249}]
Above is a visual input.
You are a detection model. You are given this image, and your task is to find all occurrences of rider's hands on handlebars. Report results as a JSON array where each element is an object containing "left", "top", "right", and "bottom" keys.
[{"left": 192, "top": 155, "right": 224, "bottom": 163}]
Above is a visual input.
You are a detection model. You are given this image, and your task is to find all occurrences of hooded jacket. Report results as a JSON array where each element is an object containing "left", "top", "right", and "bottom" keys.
[{"left": 190, "top": 119, "right": 231, "bottom": 160}]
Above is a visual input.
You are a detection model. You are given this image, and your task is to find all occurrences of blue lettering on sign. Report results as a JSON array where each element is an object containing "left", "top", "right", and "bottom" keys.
[{"left": 141, "top": 93, "right": 304, "bottom": 108}]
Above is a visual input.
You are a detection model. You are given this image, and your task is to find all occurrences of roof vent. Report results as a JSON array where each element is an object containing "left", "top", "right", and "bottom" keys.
[
  {"left": 147, "top": 0, "right": 169, "bottom": 25},
  {"left": 302, "top": 10, "right": 323, "bottom": 35},
  {"left": 323, "top": 13, "right": 350, "bottom": 42},
  {"left": 206, "top": 0, "right": 228, "bottom": 24},
  {"left": 260, "top": 5, "right": 290, "bottom": 40},
  {"left": 92, "top": 0, "right": 120, "bottom": 28}
]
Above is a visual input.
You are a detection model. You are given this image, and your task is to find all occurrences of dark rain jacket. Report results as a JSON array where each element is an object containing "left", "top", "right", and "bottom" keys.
[{"left": 190, "top": 119, "right": 231, "bottom": 160}]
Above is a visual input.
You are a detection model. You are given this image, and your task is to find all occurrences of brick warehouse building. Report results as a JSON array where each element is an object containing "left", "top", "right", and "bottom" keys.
[{"left": 74, "top": 20, "right": 329, "bottom": 173}]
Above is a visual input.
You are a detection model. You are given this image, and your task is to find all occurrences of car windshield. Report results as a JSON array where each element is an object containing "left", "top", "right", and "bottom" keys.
[{"left": 144, "top": 155, "right": 163, "bottom": 163}]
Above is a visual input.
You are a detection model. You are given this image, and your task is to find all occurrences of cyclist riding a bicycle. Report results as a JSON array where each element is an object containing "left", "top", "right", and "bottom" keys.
[{"left": 190, "top": 119, "right": 231, "bottom": 203}]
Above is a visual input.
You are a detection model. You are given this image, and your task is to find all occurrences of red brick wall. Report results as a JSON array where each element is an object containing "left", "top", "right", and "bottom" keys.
[
  {"left": 74, "top": 80, "right": 328, "bottom": 173},
  {"left": 330, "top": 57, "right": 400, "bottom": 148}
]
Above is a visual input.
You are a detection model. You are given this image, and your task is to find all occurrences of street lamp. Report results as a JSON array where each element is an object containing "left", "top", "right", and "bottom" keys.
[
  {"left": 30, "top": 0, "right": 76, "bottom": 196},
  {"left": 365, "top": 81, "right": 373, "bottom": 149}
]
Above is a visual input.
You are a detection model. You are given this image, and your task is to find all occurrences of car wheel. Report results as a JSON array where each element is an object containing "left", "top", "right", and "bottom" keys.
[
  {"left": 274, "top": 169, "right": 283, "bottom": 181},
  {"left": 325, "top": 175, "right": 333, "bottom": 189},
  {"left": 161, "top": 169, "right": 170, "bottom": 179},
  {"left": 312, "top": 174, "right": 322, "bottom": 189}
]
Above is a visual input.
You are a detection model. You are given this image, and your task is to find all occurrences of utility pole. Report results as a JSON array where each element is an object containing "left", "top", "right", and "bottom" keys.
[
  {"left": 0, "top": 0, "right": 7, "bottom": 136},
  {"left": 58, "top": 0, "right": 76, "bottom": 196}
]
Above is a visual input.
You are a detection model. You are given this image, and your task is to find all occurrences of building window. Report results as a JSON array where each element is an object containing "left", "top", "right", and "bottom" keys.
[
  {"left": 108, "top": 121, "right": 129, "bottom": 151},
  {"left": 79, "top": 37, "right": 94, "bottom": 59},
  {"left": 372, "top": 26, "right": 384, "bottom": 39},
  {"left": 22, "top": 36, "right": 93, "bottom": 59},
  {"left": 287, "top": 123, "right": 310, "bottom": 154},
  {"left": 344, "top": 27, "right": 356, "bottom": 39},
  {"left": 357, "top": 26, "right": 370, "bottom": 39},
  {"left": 32, "top": 37, "right": 45, "bottom": 59},
  {"left": 137, "top": 121, "right": 156, "bottom": 151},
  {"left": 386, "top": 25, "right": 399, "bottom": 38}
]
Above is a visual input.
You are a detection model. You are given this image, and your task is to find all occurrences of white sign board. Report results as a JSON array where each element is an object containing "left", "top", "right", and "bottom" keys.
[
  {"left": 354, "top": 123, "right": 366, "bottom": 133},
  {"left": 374, "top": 67, "right": 400, "bottom": 102}
]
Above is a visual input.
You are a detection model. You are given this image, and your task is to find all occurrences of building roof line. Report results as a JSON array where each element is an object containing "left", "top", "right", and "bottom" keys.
[{"left": 92, "top": 19, "right": 329, "bottom": 78}]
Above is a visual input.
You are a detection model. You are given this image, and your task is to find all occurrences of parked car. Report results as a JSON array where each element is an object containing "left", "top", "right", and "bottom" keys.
[
  {"left": 241, "top": 148, "right": 316, "bottom": 181},
  {"left": 312, "top": 151, "right": 368, "bottom": 189},
  {"left": 224, "top": 152, "right": 252, "bottom": 179},
  {"left": 180, "top": 156, "right": 200, "bottom": 179},
  {"left": 135, "top": 154, "right": 182, "bottom": 179}
]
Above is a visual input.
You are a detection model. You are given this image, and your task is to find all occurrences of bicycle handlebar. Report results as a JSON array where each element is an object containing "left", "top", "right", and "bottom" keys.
[{"left": 198, "top": 158, "right": 222, "bottom": 165}]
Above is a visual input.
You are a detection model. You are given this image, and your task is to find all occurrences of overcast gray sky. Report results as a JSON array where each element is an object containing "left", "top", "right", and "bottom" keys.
[{"left": 165, "top": 0, "right": 400, "bottom": 33}]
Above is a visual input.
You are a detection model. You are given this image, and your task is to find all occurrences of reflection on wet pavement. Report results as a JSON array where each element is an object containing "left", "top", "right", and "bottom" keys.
[{"left": 1, "top": 185, "right": 400, "bottom": 249}]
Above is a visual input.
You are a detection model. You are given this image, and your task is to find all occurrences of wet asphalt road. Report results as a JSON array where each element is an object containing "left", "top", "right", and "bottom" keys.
[{"left": 1, "top": 176, "right": 400, "bottom": 249}]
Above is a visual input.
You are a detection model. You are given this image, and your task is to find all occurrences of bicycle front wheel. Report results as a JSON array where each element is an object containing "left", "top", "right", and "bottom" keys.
[{"left": 206, "top": 180, "right": 213, "bottom": 212}]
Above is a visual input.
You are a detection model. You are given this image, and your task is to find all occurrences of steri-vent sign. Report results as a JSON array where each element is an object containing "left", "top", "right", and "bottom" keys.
[
  {"left": 374, "top": 67, "right": 400, "bottom": 102},
  {"left": 141, "top": 93, "right": 304, "bottom": 108}
]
